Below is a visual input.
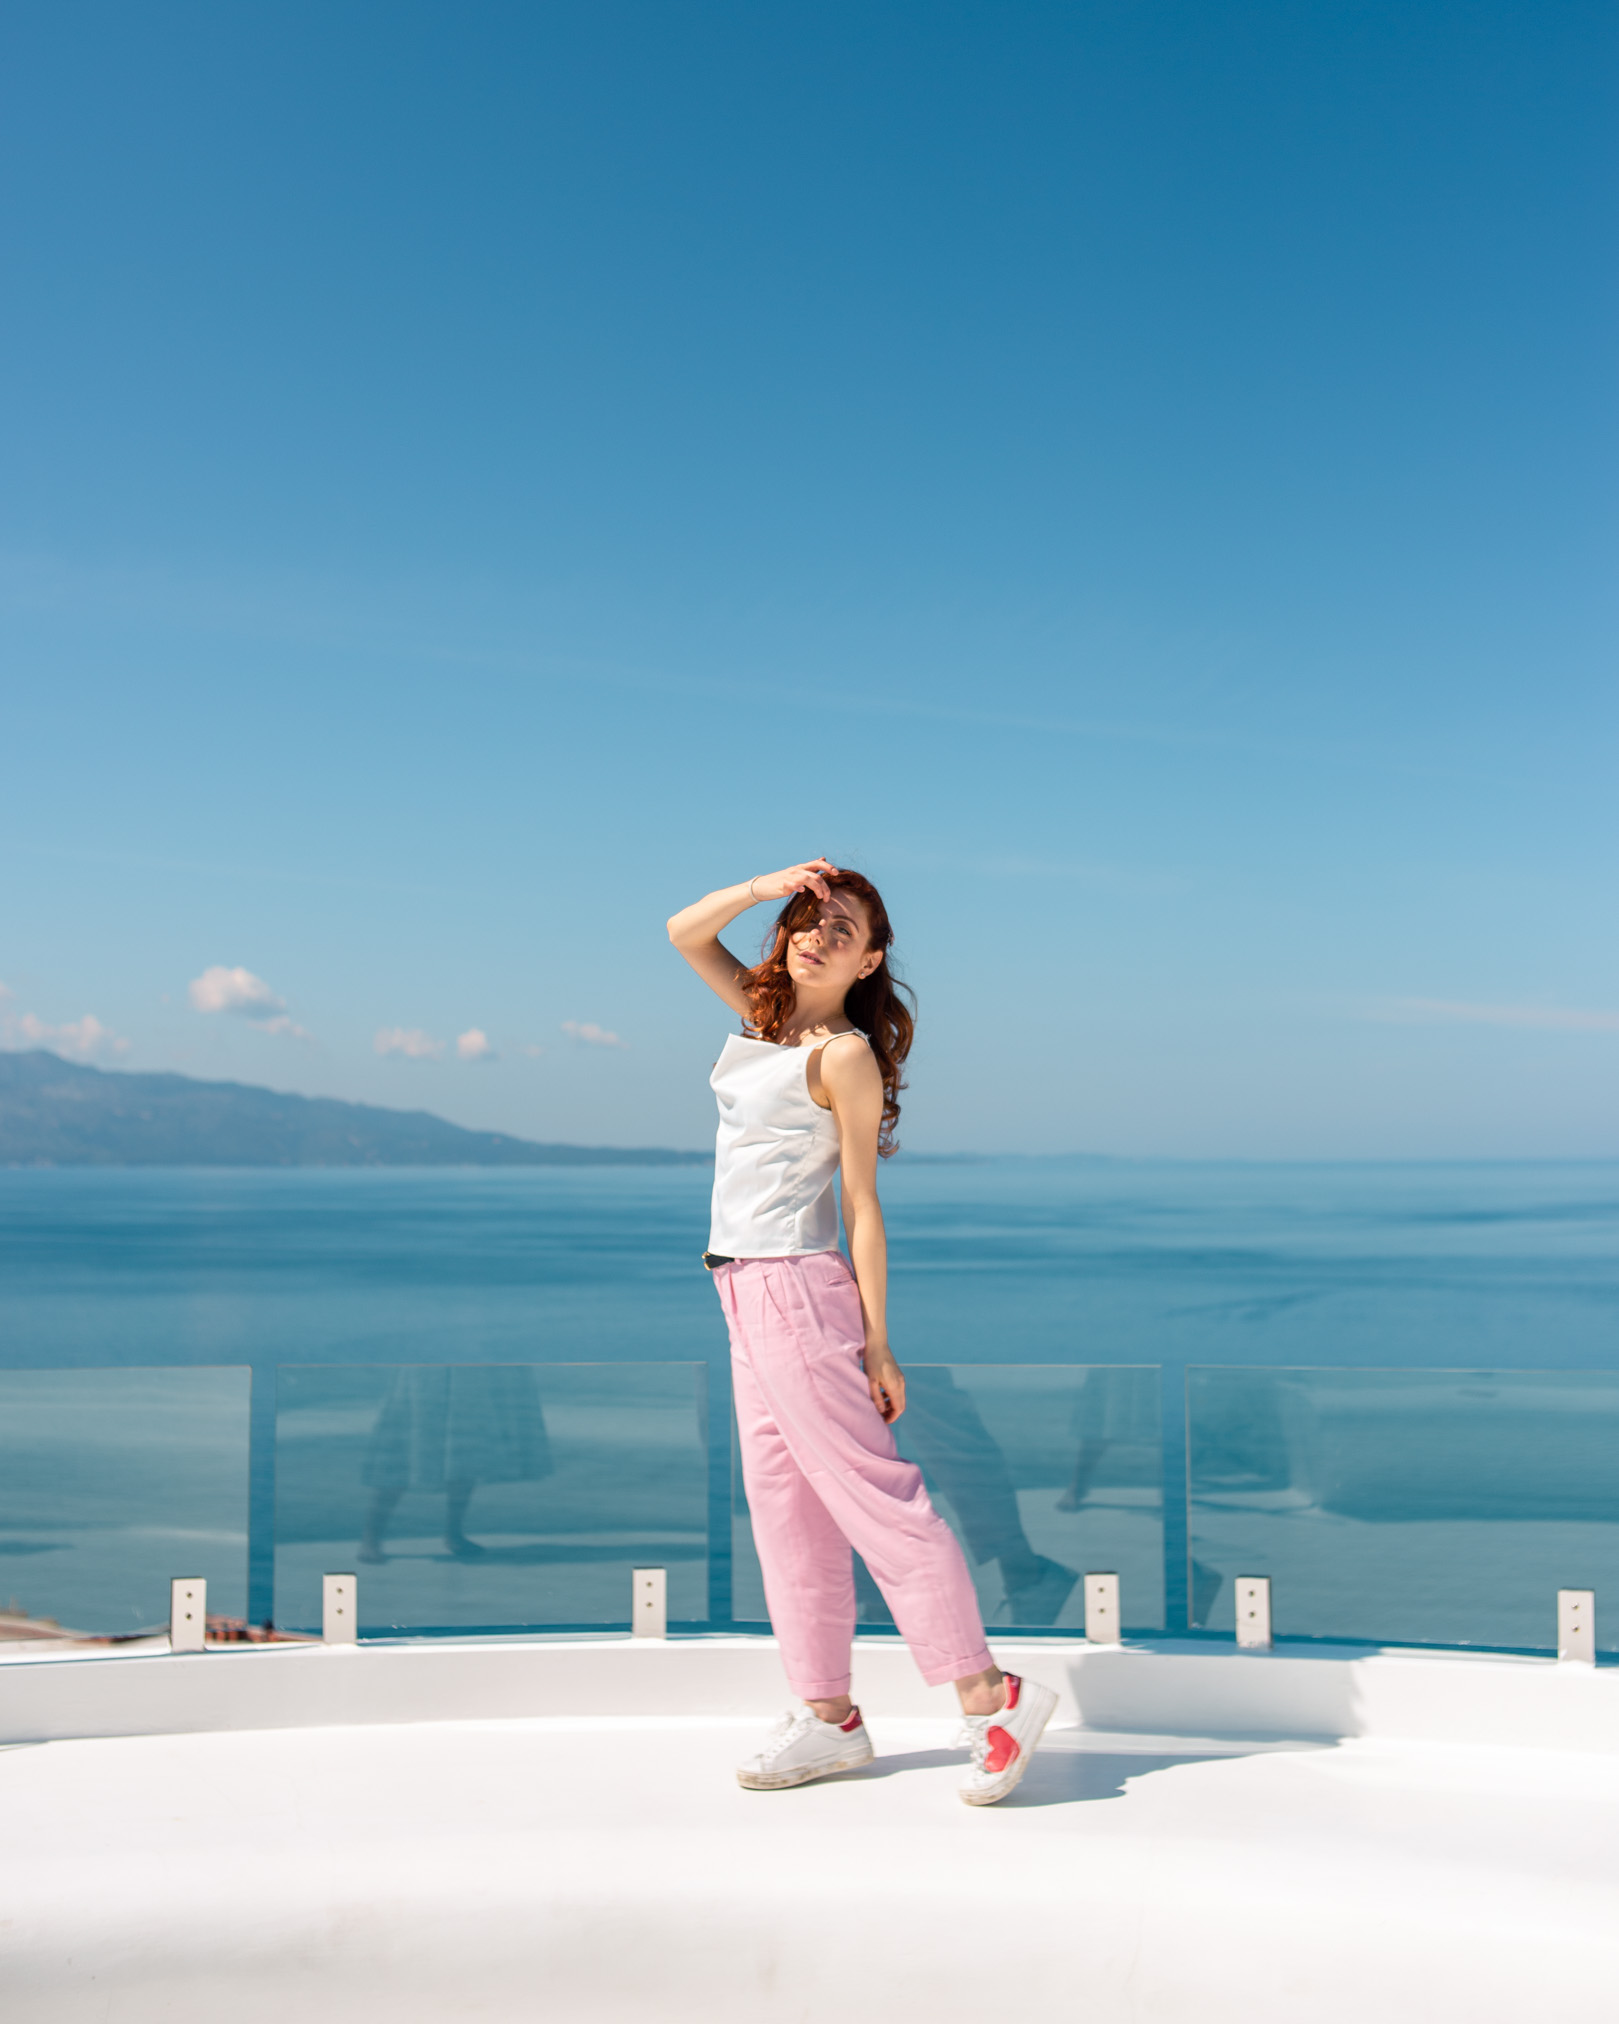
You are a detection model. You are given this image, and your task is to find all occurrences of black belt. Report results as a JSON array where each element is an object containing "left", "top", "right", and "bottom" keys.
[{"left": 702, "top": 1252, "right": 735, "bottom": 1271}]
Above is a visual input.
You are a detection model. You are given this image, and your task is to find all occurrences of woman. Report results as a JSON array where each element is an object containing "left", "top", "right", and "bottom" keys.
[{"left": 668, "top": 857, "right": 1056, "bottom": 1806}]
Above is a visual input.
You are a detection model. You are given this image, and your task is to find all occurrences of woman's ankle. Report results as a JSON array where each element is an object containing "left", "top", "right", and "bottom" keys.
[
  {"left": 954, "top": 1665, "right": 1007, "bottom": 1717},
  {"left": 807, "top": 1696, "right": 854, "bottom": 1724}
]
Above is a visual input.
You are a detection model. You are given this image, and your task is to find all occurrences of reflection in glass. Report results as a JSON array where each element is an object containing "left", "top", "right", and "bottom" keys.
[
  {"left": 0, "top": 1366, "right": 250, "bottom": 1636},
  {"left": 275, "top": 1363, "right": 707, "bottom": 1632},
  {"left": 886, "top": 1369, "right": 1075, "bottom": 1624},
  {"left": 359, "top": 1367, "right": 553, "bottom": 1563},
  {"left": 734, "top": 1364, "right": 1164, "bottom": 1632},
  {"left": 1056, "top": 1366, "right": 1162, "bottom": 1511},
  {"left": 1188, "top": 1367, "right": 1619, "bottom": 1649}
]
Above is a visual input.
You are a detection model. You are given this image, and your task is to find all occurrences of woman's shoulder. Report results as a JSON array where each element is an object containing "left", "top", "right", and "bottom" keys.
[{"left": 816, "top": 1028, "right": 879, "bottom": 1084}]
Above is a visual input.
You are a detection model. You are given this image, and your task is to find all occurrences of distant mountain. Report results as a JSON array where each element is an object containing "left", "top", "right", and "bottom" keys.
[{"left": 0, "top": 1052, "right": 710, "bottom": 1168}]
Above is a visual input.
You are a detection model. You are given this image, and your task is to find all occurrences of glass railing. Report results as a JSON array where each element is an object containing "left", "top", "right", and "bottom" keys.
[
  {"left": 0, "top": 1366, "right": 250, "bottom": 1637},
  {"left": 1187, "top": 1366, "right": 1619, "bottom": 1651},
  {"left": 273, "top": 1363, "right": 710, "bottom": 1634},
  {"left": 0, "top": 1358, "right": 1612, "bottom": 1656}
]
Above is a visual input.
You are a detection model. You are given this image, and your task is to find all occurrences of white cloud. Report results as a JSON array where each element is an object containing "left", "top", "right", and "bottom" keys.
[
  {"left": 1372, "top": 998, "right": 1619, "bottom": 1034},
  {"left": 561, "top": 1020, "right": 627, "bottom": 1049},
  {"left": 189, "top": 965, "right": 285, "bottom": 1016},
  {"left": 375, "top": 1026, "right": 445, "bottom": 1060},
  {"left": 0, "top": 981, "right": 13, "bottom": 1002},
  {"left": 188, "top": 965, "right": 311, "bottom": 1039},
  {"left": 13, "top": 1011, "right": 130, "bottom": 1060},
  {"left": 456, "top": 1028, "right": 497, "bottom": 1062}
]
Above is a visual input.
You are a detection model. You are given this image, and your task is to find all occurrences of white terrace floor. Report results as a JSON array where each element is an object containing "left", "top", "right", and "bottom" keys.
[{"left": 3, "top": 1635, "right": 1618, "bottom": 2022}]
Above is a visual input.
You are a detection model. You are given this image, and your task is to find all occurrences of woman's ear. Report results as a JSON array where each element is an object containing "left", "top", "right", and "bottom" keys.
[{"left": 857, "top": 951, "right": 883, "bottom": 980}]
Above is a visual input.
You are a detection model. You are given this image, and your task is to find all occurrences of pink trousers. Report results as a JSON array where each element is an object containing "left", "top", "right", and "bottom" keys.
[{"left": 715, "top": 1251, "right": 994, "bottom": 1700}]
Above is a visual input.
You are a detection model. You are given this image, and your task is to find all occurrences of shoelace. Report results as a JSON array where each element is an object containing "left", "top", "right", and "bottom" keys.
[
  {"left": 758, "top": 1709, "right": 818, "bottom": 1763},
  {"left": 953, "top": 1715, "right": 992, "bottom": 1767}
]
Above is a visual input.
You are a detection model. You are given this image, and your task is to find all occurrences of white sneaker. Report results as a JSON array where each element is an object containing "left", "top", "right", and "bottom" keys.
[
  {"left": 736, "top": 1705, "right": 875, "bottom": 1790},
  {"left": 957, "top": 1673, "right": 1058, "bottom": 1806}
]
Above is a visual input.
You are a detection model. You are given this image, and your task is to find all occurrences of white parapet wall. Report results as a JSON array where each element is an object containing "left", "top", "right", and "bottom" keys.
[
  {"left": 1, "top": 1631, "right": 1615, "bottom": 1752},
  {"left": 7, "top": 1632, "right": 1619, "bottom": 2022}
]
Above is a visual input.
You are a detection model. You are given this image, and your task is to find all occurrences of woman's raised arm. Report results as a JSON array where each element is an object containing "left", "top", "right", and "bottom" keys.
[{"left": 666, "top": 859, "right": 836, "bottom": 1015}]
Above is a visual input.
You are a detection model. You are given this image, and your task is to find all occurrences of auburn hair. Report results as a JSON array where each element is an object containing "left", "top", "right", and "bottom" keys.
[{"left": 741, "top": 868, "right": 915, "bottom": 1155}]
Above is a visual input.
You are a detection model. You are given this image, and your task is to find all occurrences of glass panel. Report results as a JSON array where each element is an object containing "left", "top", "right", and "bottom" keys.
[
  {"left": 733, "top": 1365, "right": 1164, "bottom": 1633},
  {"left": 0, "top": 1367, "right": 250, "bottom": 1637},
  {"left": 274, "top": 1364, "right": 708, "bottom": 1632},
  {"left": 1188, "top": 1367, "right": 1619, "bottom": 1649}
]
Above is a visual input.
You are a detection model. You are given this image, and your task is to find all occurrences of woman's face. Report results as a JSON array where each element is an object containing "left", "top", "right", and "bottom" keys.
[{"left": 786, "top": 891, "right": 882, "bottom": 1000}]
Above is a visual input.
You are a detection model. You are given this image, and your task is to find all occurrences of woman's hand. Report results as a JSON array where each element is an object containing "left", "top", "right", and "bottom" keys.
[
  {"left": 750, "top": 858, "right": 837, "bottom": 905},
  {"left": 667, "top": 861, "right": 834, "bottom": 1016},
  {"left": 863, "top": 1344, "right": 906, "bottom": 1424}
]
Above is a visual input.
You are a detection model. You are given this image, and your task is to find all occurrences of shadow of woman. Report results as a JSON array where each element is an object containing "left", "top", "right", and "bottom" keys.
[{"left": 842, "top": 1744, "right": 1250, "bottom": 1809}]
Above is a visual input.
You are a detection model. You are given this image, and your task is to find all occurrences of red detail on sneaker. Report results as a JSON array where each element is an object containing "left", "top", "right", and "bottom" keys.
[
  {"left": 984, "top": 1724, "right": 1020, "bottom": 1775},
  {"left": 839, "top": 1707, "right": 863, "bottom": 1732},
  {"left": 1002, "top": 1674, "right": 1022, "bottom": 1712}
]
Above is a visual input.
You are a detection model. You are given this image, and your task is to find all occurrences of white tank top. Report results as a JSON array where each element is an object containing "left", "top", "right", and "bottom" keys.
[{"left": 707, "top": 1032, "right": 865, "bottom": 1257}]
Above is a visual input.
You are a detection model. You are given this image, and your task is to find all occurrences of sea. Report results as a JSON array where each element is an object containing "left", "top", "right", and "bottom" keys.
[
  {"left": 2, "top": 1160, "right": 1617, "bottom": 1647},
  {"left": 3, "top": 1158, "right": 1616, "bottom": 1374}
]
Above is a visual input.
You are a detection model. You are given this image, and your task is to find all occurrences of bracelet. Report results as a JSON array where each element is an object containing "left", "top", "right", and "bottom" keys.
[{"left": 748, "top": 876, "right": 760, "bottom": 902}]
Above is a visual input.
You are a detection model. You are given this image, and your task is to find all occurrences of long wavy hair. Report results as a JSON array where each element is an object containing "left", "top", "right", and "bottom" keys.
[{"left": 741, "top": 868, "right": 915, "bottom": 1155}]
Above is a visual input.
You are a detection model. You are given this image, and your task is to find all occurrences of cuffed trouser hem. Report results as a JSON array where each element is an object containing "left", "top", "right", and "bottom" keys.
[
  {"left": 785, "top": 1673, "right": 854, "bottom": 1701},
  {"left": 917, "top": 1645, "right": 996, "bottom": 1689}
]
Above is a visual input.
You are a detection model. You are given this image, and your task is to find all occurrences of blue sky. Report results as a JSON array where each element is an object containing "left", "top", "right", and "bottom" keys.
[{"left": 2, "top": 1, "right": 1614, "bottom": 1156}]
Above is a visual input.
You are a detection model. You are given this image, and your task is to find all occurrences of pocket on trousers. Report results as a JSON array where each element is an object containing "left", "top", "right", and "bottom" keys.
[
  {"left": 805, "top": 1262, "right": 868, "bottom": 1366},
  {"left": 804, "top": 1249, "right": 856, "bottom": 1293}
]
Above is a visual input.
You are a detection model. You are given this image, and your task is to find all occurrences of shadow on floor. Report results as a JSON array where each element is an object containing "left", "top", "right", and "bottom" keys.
[
  {"left": 999, "top": 1749, "right": 1233, "bottom": 1807},
  {"left": 841, "top": 1745, "right": 1248, "bottom": 1806}
]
